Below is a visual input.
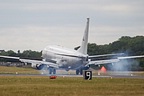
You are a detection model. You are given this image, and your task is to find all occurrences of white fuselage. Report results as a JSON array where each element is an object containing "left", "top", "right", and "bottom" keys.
[
  {"left": 42, "top": 45, "right": 88, "bottom": 70},
  {"left": 41, "top": 18, "right": 90, "bottom": 71}
]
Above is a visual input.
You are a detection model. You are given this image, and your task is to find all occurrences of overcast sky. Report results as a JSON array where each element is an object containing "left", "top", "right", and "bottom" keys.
[{"left": 0, "top": 0, "right": 144, "bottom": 51}]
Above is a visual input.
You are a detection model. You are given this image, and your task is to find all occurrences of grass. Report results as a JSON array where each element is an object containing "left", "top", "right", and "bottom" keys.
[
  {"left": 0, "top": 76, "right": 144, "bottom": 96},
  {"left": 0, "top": 66, "right": 40, "bottom": 74},
  {"left": 0, "top": 66, "right": 144, "bottom": 96}
]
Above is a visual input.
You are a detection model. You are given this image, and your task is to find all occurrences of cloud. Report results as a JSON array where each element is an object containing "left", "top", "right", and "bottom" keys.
[
  {"left": 0, "top": 24, "right": 143, "bottom": 51},
  {"left": 0, "top": 0, "right": 144, "bottom": 51},
  {"left": 0, "top": 25, "right": 84, "bottom": 51},
  {"left": 0, "top": 0, "right": 142, "bottom": 13}
]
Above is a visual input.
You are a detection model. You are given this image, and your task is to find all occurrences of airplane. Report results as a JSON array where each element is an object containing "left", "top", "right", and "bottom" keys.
[{"left": 0, "top": 18, "right": 144, "bottom": 75}]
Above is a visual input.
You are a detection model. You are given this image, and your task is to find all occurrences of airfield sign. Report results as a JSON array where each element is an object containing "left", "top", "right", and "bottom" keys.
[{"left": 83, "top": 70, "right": 92, "bottom": 80}]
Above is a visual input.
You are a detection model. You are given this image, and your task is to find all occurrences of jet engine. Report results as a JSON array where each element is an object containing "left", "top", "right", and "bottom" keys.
[{"left": 31, "top": 63, "right": 47, "bottom": 70}]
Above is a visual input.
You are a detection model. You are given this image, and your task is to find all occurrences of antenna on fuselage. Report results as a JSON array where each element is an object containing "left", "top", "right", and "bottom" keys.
[{"left": 78, "top": 18, "right": 90, "bottom": 55}]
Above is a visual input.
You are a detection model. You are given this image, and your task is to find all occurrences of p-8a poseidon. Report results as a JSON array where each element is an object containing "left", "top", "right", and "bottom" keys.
[{"left": 0, "top": 18, "right": 144, "bottom": 75}]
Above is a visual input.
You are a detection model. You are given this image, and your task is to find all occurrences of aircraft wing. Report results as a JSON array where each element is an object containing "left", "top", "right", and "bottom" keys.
[
  {"left": 88, "top": 59, "right": 119, "bottom": 66},
  {"left": 118, "top": 55, "right": 144, "bottom": 59},
  {"left": 89, "top": 53, "right": 124, "bottom": 58},
  {"left": 20, "top": 59, "right": 59, "bottom": 68},
  {"left": 0, "top": 55, "right": 20, "bottom": 59},
  {"left": 87, "top": 55, "right": 144, "bottom": 66},
  {"left": 0, "top": 55, "right": 59, "bottom": 68}
]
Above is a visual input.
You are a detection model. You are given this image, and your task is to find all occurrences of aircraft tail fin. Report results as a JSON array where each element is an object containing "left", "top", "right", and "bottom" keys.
[{"left": 78, "top": 18, "right": 90, "bottom": 55}]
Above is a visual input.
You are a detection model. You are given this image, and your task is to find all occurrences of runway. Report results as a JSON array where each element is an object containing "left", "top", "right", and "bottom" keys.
[{"left": 0, "top": 73, "right": 144, "bottom": 79}]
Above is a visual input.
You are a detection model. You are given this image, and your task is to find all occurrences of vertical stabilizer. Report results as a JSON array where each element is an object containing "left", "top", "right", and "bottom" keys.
[{"left": 78, "top": 18, "right": 90, "bottom": 55}]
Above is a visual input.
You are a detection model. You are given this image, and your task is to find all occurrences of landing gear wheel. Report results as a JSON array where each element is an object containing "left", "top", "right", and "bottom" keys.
[
  {"left": 76, "top": 69, "right": 83, "bottom": 75},
  {"left": 76, "top": 69, "right": 80, "bottom": 75},
  {"left": 80, "top": 69, "right": 83, "bottom": 75},
  {"left": 53, "top": 69, "right": 56, "bottom": 74},
  {"left": 49, "top": 68, "right": 56, "bottom": 74}
]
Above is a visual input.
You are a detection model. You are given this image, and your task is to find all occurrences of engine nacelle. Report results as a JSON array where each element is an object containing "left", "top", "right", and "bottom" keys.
[{"left": 31, "top": 63, "right": 47, "bottom": 70}]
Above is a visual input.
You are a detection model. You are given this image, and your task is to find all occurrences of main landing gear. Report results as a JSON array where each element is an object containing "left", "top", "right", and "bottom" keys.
[
  {"left": 76, "top": 67, "right": 89, "bottom": 75},
  {"left": 49, "top": 67, "right": 56, "bottom": 74},
  {"left": 76, "top": 69, "right": 83, "bottom": 75}
]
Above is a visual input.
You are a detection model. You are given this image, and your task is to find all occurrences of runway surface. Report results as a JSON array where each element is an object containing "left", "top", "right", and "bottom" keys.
[{"left": 0, "top": 73, "right": 144, "bottom": 79}]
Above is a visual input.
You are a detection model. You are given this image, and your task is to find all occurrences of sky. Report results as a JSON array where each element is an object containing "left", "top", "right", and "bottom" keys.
[{"left": 0, "top": 0, "right": 144, "bottom": 52}]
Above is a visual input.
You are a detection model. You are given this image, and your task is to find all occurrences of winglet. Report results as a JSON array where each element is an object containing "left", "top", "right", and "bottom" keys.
[{"left": 78, "top": 18, "right": 90, "bottom": 55}]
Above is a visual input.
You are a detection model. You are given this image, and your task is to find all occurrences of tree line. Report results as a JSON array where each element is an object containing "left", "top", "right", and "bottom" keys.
[
  {"left": 87, "top": 36, "right": 144, "bottom": 56},
  {"left": 75, "top": 35, "right": 144, "bottom": 70},
  {"left": 0, "top": 35, "right": 144, "bottom": 70}
]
